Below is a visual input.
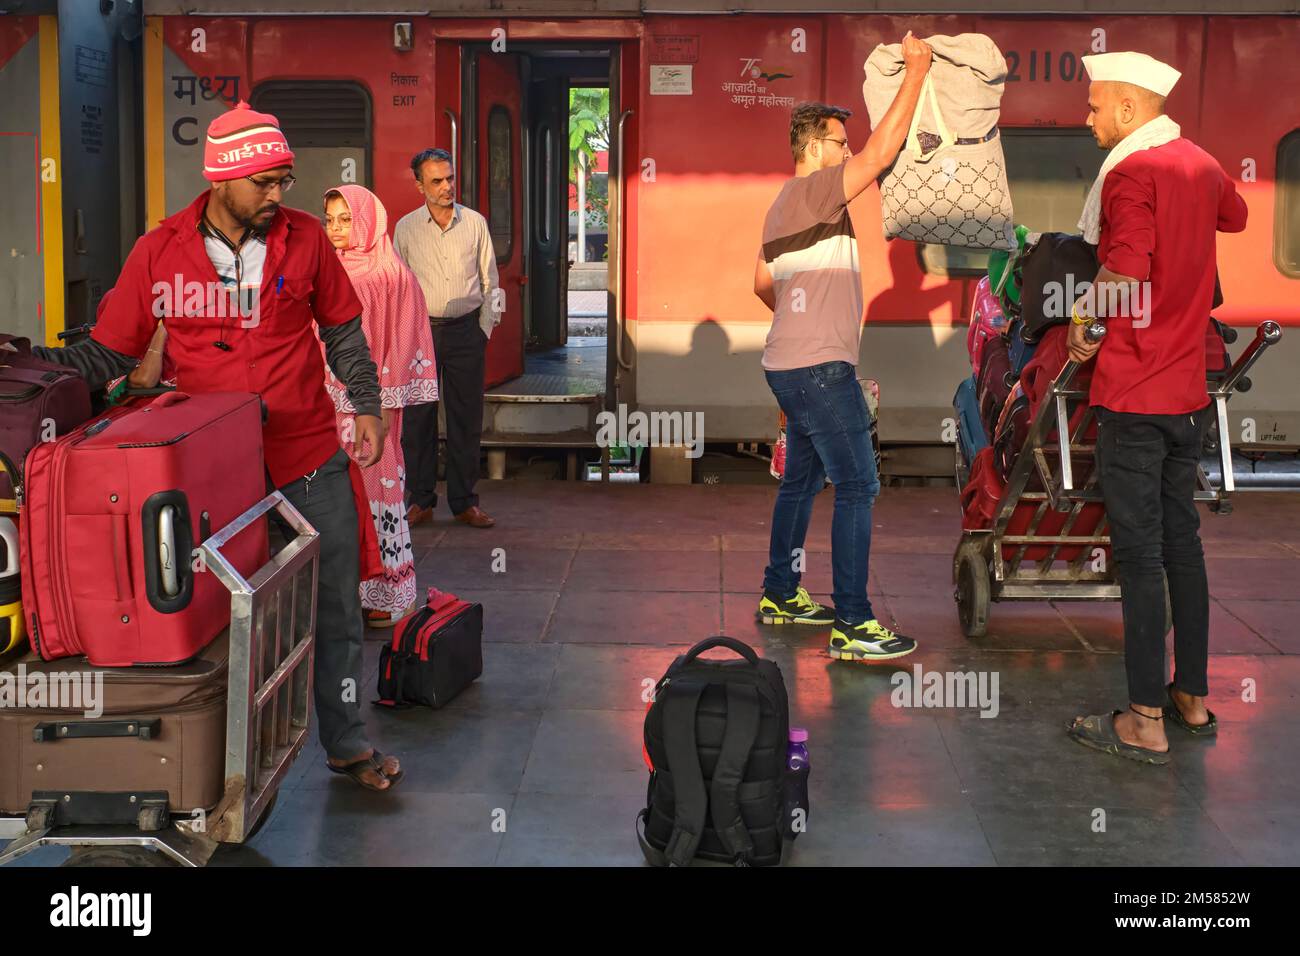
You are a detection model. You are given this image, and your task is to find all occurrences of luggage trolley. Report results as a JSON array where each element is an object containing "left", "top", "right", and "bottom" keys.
[
  {"left": 0, "top": 491, "right": 320, "bottom": 867},
  {"left": 953, "top": 320, "right": 1283, "bottom": 638}
]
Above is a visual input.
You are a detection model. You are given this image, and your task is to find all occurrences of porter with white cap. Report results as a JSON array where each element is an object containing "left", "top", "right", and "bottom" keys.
[{"left": 1065, "top": 52, "right": 1249, "bottom": 765}]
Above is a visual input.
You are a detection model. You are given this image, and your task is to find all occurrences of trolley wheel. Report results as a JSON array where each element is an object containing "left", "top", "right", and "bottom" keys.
[
  {"left": 955, "top": 544, "right": 991, "bottom": 639},
  {"left": 137, "top": 803, "right": 169, "bottom": 832}
]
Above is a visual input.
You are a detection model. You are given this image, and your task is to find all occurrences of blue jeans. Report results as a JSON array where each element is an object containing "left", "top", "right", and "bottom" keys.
[{"left": 763, "top": 361, "right": 880, "bottom": 625}]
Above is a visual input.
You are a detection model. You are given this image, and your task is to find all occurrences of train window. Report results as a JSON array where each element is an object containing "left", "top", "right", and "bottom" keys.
[
  {"left": 1277, "top": 129, "right": 1300, "bottom": 278},
  {"left": 487, "top": 106, "right": 512, "bottom": 262},
  {"left": 918, "top": 128, "right": 1103, "bottom": 277},
  {"left": 250, "top": 81, "right": 370, "bottom": 148}
]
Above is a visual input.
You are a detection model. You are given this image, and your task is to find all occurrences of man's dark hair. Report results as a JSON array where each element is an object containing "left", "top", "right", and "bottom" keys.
[
  {"left": 411, "top": 148, "right": 453, "bottom": 180},
  {"left": 789, "top": 102, "right": 852, "bottom": 163}
]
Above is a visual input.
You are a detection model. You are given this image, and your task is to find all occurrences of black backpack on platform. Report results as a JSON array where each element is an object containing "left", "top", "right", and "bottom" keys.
[{"left": 637, "top": 636, "right": 808, "bottom": 867}]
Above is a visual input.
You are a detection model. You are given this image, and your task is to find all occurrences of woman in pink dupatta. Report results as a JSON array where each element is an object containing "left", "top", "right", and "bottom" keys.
[{"left": 323, "top": 185, "right": 438, "bottom": 625}]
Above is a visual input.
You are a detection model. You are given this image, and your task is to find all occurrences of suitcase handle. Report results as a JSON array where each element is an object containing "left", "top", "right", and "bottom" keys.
[
  {"left": 425, "top": 587, "right": 462, "bottom": 612},
  {"left": 0, "top": 518, "right": 17, "bottom": 578},
  {"left": 32, "top": 718, "right": 162, "bottom": 742},
  {"left": 142, "top": 491, "right": 195, "bottom": 614},
  {"left": 0, "top": 448, "right": 21, "bottom": 504},
  {"left": 149, "top": 390, "right": 190, "bottom": 409},
  {"left": 681, "top": 636, "right": 760, "bottom": 666}
]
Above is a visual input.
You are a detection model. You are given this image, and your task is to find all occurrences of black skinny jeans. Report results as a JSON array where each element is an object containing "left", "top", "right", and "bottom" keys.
[{"left": 1094, "top": 402, "right": 1213, "bottom": 707}]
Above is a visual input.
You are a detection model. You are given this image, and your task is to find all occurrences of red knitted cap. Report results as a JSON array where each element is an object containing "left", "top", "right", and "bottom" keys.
[{"left": 203, "top": 101, "right": 295, "bottom": 182}]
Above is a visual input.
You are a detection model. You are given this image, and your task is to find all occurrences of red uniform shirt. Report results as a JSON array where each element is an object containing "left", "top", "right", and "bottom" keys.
[
  {"left": 94, "top": 191, "right": 363, "bottom": 487},
  {"left": 1090, "top": 138, "right": 1248, "bottom": 415}
]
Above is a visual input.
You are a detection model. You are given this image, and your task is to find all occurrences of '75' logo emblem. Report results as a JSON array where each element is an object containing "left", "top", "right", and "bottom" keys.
[{"left": 740, "top": 58, "right": 793, "bottom": 82}]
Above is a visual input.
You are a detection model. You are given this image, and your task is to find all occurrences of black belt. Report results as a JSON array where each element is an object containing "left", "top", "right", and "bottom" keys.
[
  {"left": 429, "top": 309, "right": 479, "bottom": 325},
  {"left": 915, "top": 126, "right": 999, "bottom": 153}
]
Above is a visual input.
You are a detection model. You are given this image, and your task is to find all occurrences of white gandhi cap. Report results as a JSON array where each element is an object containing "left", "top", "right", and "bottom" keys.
[{"left": 1082, "top": 51, "right": 1181, "bottom": 97}]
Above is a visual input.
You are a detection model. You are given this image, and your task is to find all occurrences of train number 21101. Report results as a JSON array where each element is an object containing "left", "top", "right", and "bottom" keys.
[{"left": 1005, "top": 50, "right": 1089, "bottom": 83}]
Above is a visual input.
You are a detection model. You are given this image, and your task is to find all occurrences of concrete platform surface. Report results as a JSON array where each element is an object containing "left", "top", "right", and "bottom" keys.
[{"left": 9, "top": 483, "right": 1300, "bottom": 866}]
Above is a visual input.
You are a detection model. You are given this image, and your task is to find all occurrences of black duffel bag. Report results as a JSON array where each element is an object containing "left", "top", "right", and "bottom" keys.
[
  {"left": 637, "top": 636, "right": 809, "bottom": 867},
  {"left": 1017, "top": 232, "right": 1227, "bottom": 344},
  {"left": 1017, "top": 233, "right": 1100, "bottom": 344},
  {"left": 375, "top": 588, "right": 483, "bottom": 709}
]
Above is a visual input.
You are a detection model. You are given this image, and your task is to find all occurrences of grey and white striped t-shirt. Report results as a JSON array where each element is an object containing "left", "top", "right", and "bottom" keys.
[{"left": 760, "top": 163, "right": 862, "bottom": 371}]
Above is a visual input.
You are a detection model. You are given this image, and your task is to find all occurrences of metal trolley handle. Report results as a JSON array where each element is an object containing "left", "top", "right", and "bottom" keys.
[
  {"left": 1208, "top": 321, "right": 1283, "bottom": 495},
  {"left": 1217, "top": 321, "right": 1281, "bottom": 398},
  {"left": 200, "top": 490, "right": 321, "bottom": 845},
  {"left": 1056, "top": 323, "right": 1106, "bottom": 492},
  {"left": 1057, "top": 321, "right": 1282, "bottom": 495}
]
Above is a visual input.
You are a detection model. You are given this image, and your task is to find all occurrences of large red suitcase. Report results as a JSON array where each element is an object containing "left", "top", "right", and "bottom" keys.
[{"left": 19, "top": 391, "right": 269, "bottom": 666}]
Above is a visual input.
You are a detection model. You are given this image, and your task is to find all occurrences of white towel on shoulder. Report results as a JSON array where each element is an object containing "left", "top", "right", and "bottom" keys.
[{"left": 1077, "top": 114, "right": 1181, "bottom": 244}]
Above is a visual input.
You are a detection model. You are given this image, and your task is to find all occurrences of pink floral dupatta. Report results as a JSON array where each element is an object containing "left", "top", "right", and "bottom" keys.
[{"left": 323, "top": 184, "right": 438, "bottom": 410}]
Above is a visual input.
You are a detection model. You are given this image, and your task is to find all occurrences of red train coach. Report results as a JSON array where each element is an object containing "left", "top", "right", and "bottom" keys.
[{"left": 7, "top": 1, "right": 1300, "bottom": 476}]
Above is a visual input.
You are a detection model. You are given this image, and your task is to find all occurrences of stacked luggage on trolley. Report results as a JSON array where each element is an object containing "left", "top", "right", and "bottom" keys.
[
  {"left": 950, "top": 230, "right": 1282, "bottom": 638},
  {"left": 0, "top": 334, "right": 319, "bottom": 866}
]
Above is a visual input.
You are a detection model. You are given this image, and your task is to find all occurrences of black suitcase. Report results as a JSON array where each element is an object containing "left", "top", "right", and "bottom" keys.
[{"left": 375, "top": 588, "right": 483, "bottom": 709}]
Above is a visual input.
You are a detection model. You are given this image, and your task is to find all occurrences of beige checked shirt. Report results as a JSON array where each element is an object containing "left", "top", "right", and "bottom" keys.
[{"left": 393, "top": 202, "right": 501, "bottom": 339}]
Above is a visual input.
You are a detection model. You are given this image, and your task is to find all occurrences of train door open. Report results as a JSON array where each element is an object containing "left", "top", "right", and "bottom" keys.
[
  {"left": 468, "top": 50, "right": 526, "bottom": 388},
  {"left": 463, "top": 43, "right": 615, "bottom": 407},
  {"left": 526, "top": 70, "right": 569, "bottom": 355}
]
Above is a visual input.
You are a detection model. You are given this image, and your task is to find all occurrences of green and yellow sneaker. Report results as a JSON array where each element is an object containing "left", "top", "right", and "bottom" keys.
[
  {"left": 828, "top": 618, "right": 917, "bottom": 662},
  {"left": 757, "top": 587, "right": 835, "bottom": 626}
]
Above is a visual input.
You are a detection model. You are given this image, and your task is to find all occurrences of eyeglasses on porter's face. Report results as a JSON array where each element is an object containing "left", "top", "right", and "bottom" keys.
[{"left": 245, "top": 173, "right": 297, "bottom": 193}]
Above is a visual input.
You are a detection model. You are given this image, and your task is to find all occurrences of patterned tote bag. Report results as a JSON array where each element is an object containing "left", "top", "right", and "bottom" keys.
[{"left": 877, "top": 72, "right": 1017, "bottom": 251}]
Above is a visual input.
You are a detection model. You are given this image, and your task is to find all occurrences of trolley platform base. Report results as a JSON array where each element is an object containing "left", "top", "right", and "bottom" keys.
[{"left": 0, "top": 822, "right": 219, "bottom": 867}]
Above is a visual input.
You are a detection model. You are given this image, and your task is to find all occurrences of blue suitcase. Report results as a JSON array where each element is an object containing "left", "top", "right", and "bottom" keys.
[
  {"left": 1006, "top": 318, "right": 1039, "bottom": 378},
  {"left": 953, "top": 375, "right": 989, "bottom": 468}
]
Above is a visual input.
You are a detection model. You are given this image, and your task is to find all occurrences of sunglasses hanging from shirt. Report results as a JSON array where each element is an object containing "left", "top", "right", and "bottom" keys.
[{"left": 198, "top": 217, "right": 260, "bottom": 351}]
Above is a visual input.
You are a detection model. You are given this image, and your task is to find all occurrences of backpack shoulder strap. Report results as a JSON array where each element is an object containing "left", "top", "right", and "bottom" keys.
[
  {"left": 709, "top": 681, "right": 760, "bottom": 865},
  {"left": 662, "top": 678, "right": 707, "bottom": 867},
  {"left": 636, "top": 809, "right": 669, "bottom": 867}
]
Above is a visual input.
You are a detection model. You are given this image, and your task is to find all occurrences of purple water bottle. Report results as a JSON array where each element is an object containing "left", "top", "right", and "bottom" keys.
[
  {"left": 787, "top": 727, "right": 810, "bottom": 772},
  {"left": 783, "top": 727, "right": 811, "bottom": 839}
]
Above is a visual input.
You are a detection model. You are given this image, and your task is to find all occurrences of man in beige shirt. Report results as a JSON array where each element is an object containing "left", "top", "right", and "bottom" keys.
[{"left": 395, "top": 148, "right": 500, "bottom": 529}]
